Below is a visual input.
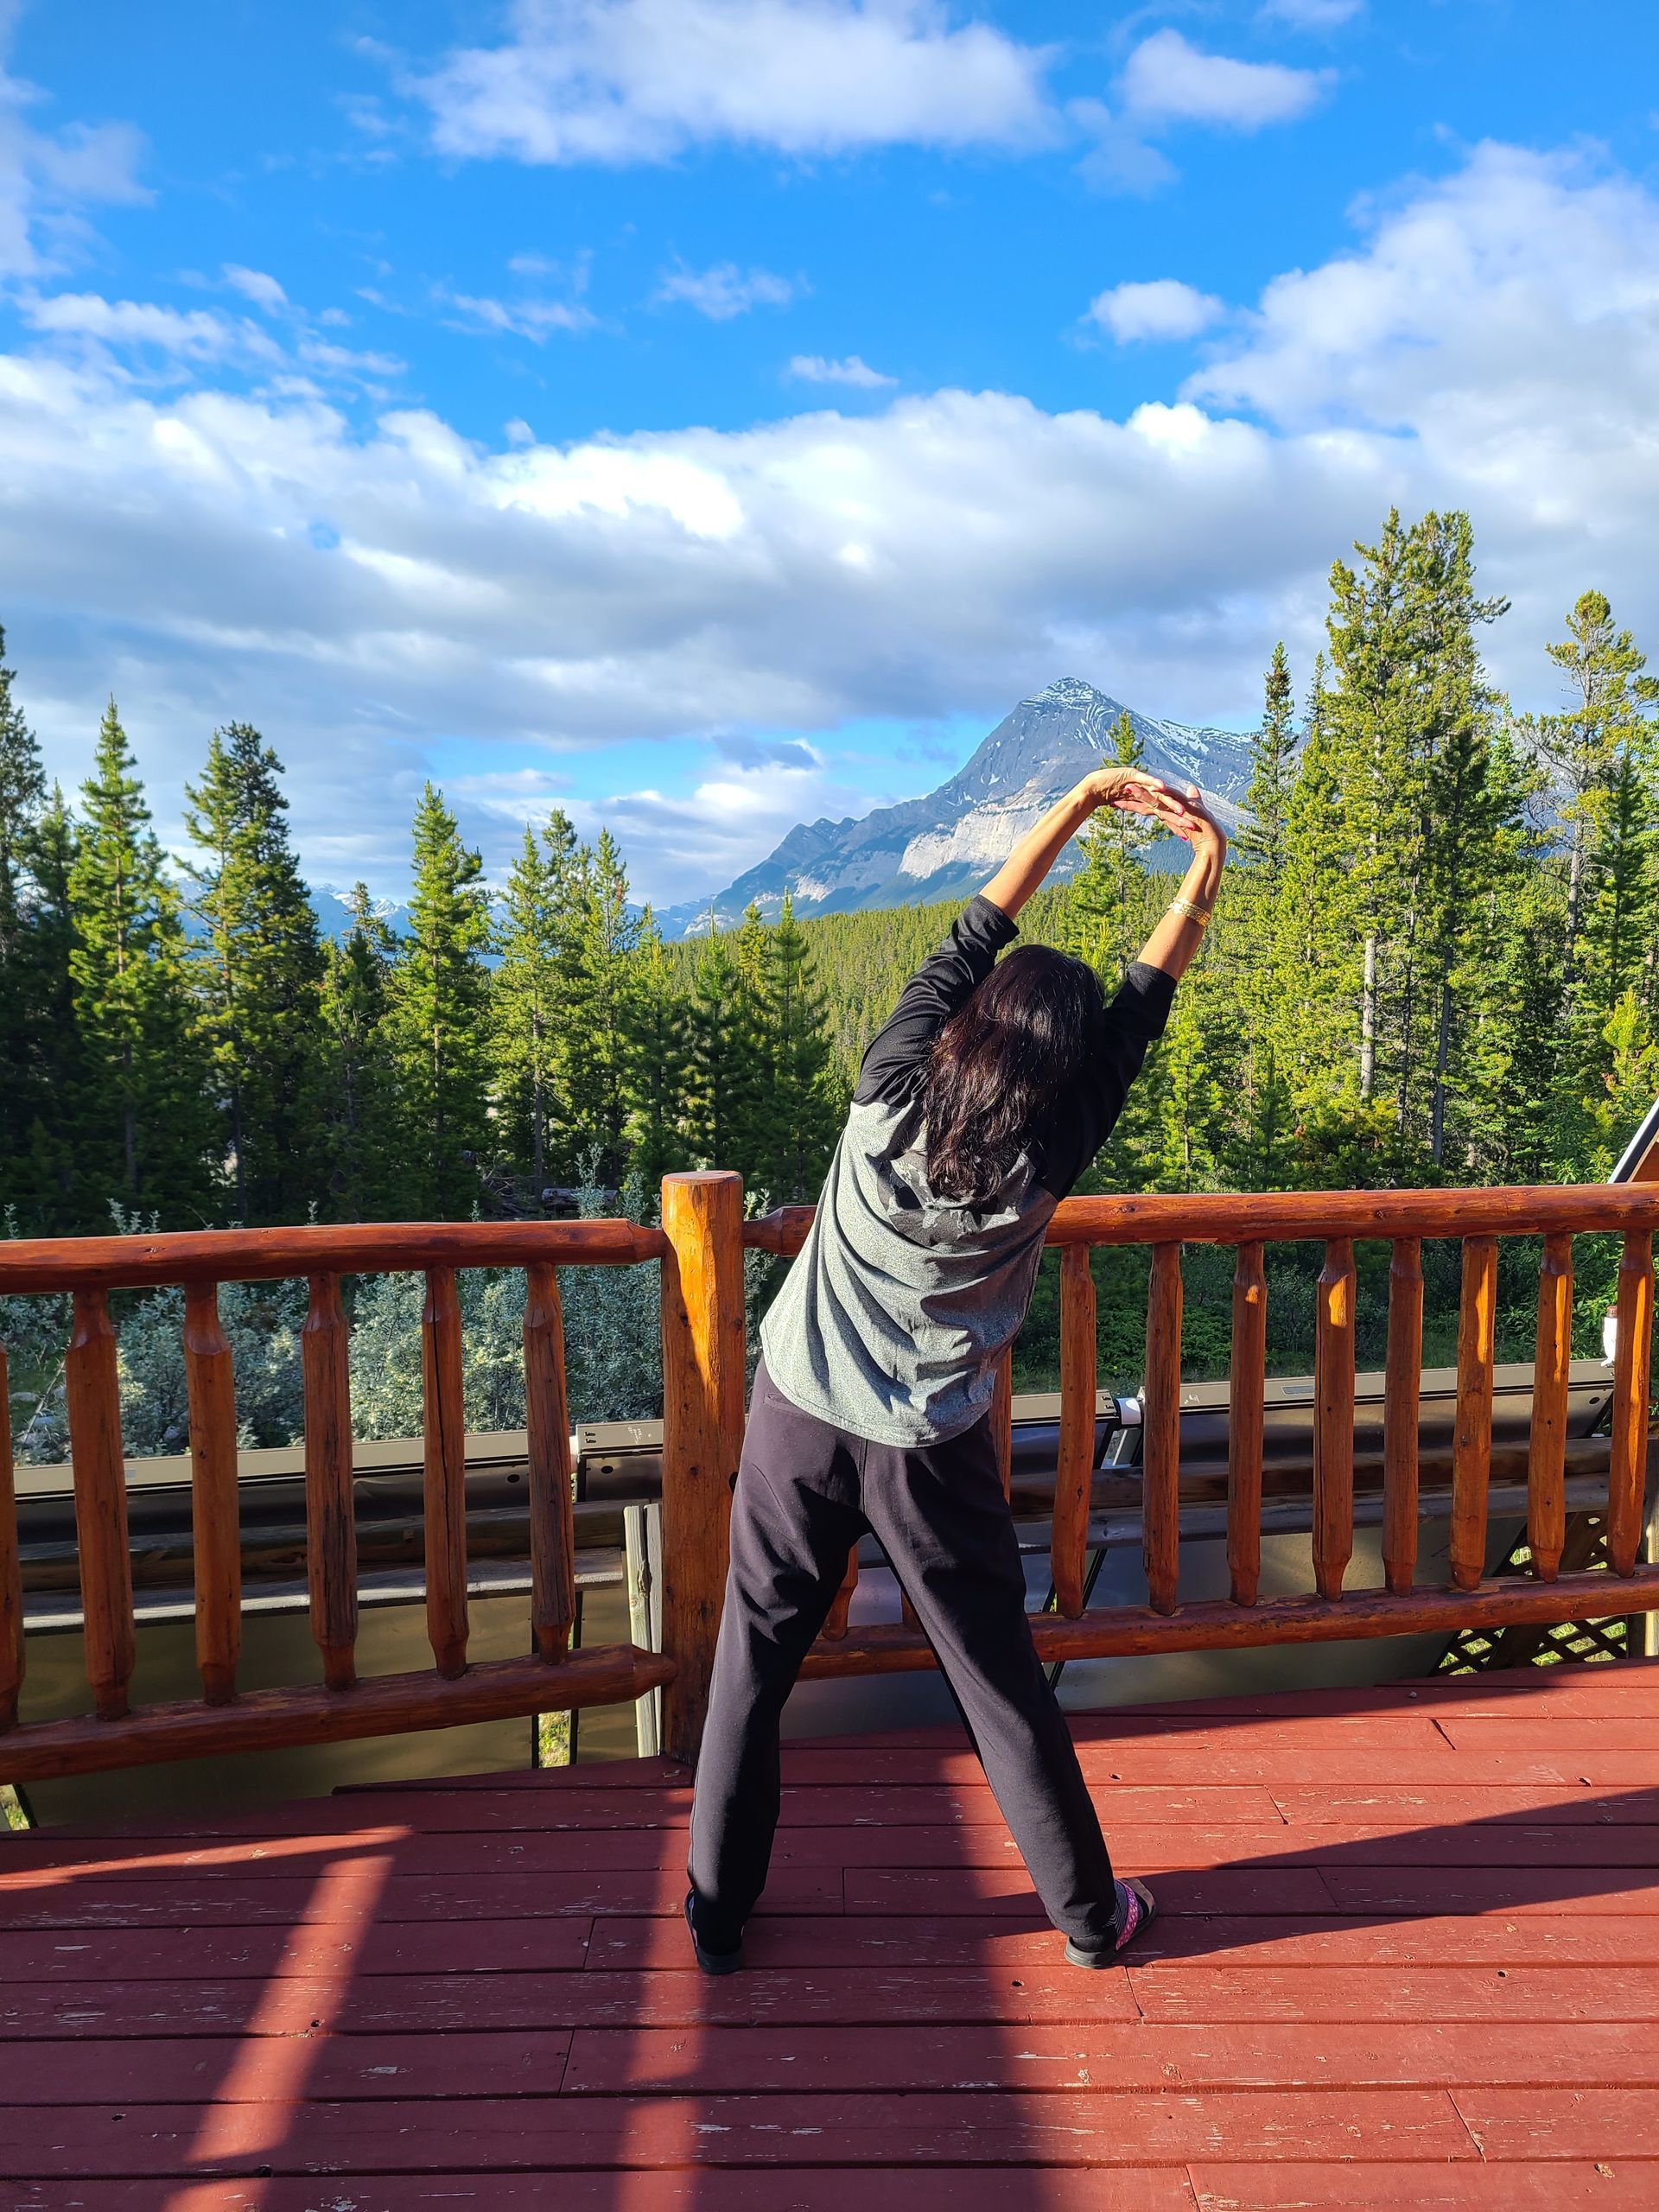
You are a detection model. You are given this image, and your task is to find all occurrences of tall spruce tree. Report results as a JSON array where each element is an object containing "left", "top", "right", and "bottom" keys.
[
  {"left": 561, "top": 830, "right": 639, "bottom": 1181},
  {"left": 683, "top": 930, "right": 765, "bottom": 1179},
  {"left": 492, "top": 814, "right": 577, "bottom": 1194},
  {"left": 0, "top": 627, "right": 47, "bottom": 1196},
  {"left": 753, "top": 894, "right": 841, "bottom": 1203},
  {"left": 1522, "top": 590, "right": 1659, "bottom": 1005},
  {"left": 319, "top": 885, "right": 404, "bottom": 1220},
  {"left": 67, "top": 702, "right": 211, "bottom": 1222},
  {"left": 11, "top": 785, "right": 86, "bottom": 1230},
  {"left": 624, "top": 910, "right": 692, "bottom": 1190},
  {"left": 184, "top": 723, "right": 326, "bottom": 1223},
  {"left": 389, "top": 783, "right": 492, "bottom": 1217}
]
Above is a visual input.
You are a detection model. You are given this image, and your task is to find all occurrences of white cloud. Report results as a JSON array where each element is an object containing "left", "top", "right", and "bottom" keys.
[
  {"left": 410, "top": 0, "right": 1055, "bottom": 165},
  {"left": 654, "top": 260, "right": 794, "bottom": 319},
  {"left": 1259, "top": 0, "right": 1362, "bottom": 26},
  {"left": 8, "top": 142, "right": 1659, "bottom": 910},
  {"left": 443, "top": 289, "right": 598, "bottom": 340},
  {"left": 222, "top": 264, "right": 289, "bottom": 314},
  {"left": 0, "top": 43, "right": 147, "bottom": 278},
  {"left": 1119, "top": 29, "right": 1331, "bottom": 132},
  {"left": 786, "top": 353, "right": 894, "bottom": 386},
  {"left": 22, "top": 291, "right": 261, "bottom": 361},
  {"left": 1088, "top": 278, "right": 1224, "bottom": 343}
]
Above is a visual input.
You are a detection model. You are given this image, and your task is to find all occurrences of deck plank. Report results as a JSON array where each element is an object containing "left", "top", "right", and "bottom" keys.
[
  {"left": 0, "top": 2088, "right": 1477, "bottom": 2176},
  {"left": 5, "top": 1662, "right": 1659, "bottom": 2184}
]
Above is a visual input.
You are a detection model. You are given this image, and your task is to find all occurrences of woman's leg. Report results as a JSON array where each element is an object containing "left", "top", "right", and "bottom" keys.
[
  {"left": 686, "top": 1363, "right": 865, "bottom": 1952},
  {"left": 861, "top": 1414, "right": 1120, "bottom": 1952}
]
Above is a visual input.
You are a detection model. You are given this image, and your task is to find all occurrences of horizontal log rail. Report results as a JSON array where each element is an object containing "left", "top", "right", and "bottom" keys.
[
  {"left": 0, "top": 1217, "right": 665, "bottom": 1296},
  {"left": 743, "top": 1183, "right": 1659, "bottom": 1255},
  {"left": 746, "top": 1186, "right": 1659, "bottom": 1691},
  {"left": 5, "top": 1174, "right": 1659, "bottom": 1791},
  {"left": 0, "top": 1211, "right": 680, "bottom": 1788}
]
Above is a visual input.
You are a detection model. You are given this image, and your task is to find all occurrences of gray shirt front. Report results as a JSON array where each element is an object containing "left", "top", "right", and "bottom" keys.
[{"left": 760, "top": 895, "right": 1175, "bottom": 1448}]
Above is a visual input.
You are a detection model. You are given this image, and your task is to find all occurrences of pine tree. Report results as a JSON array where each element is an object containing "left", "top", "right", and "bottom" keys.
[
  {"left": 184, "top": 723, "right": 326, "bottom": 1223},
  {"left": 561, "top": 830, "right": 639, "bottom": 1182},
  {"left": 753, "top": 894, "right": 841, "bottom": 1204},
  {"left": 492, "top": 814, "right": 577, "bottom": 1194},
  {"left": 319, "top": 886, "right": 404, "bottom": 1220},
  {"left": 624, "top": 910, "right": 692, "bottom": 1190},
  {"left": 0, "top": 626, "right": 43, "bottom": 957},
  {"left": 1521, "top": 590, "right": 1659, "bottom": 1004},
  {"left": 11, "top": 786, "right": 87, "bottom": 1230},
  {"left": 0, "top": 627, "right": 47, "bottom": 1194},
  {"left": 1236, "top": 642, "right": 1296, "bottom": 882},
  {"left": 683, "top": 931, "right": 764, "bottom": 1178},
  {"left": 389, "top": 784, "right": 492, "bottom": 1217},
  {"left": 67, "top": 702, "right": 211, "bottom": 1221}
]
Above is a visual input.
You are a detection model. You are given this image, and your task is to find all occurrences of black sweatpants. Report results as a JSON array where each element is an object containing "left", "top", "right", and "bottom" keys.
[{"left": 686, "top": 1357, "right": 1120, "bottom": 1952}]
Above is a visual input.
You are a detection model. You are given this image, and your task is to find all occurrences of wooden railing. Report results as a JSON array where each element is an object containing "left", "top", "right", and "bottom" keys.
[
  {"left": 0, "top": 1214, "right": 677, "bottom": 1787},
  {"left": 4, "top": 1173, "right": 1659, "bottom": 1786},
  {"left": 748, "top": 1183, "right": 1659, "bottom": 1694}
]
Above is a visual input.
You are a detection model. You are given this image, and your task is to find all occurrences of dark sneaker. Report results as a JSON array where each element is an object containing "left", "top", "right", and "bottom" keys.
[
  {"left": 1065, "top": 1877, "right": 1157, "bottom": 1968},
  {"left": 684, "top": 1891, "right": 745, "bottom": 1976}
]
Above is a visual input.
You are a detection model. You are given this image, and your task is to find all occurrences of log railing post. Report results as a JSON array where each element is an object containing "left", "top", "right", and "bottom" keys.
[
  {"left": 1451, "top": 1235, "right": 1498, "bottom": 1592},
  {"left": 1528, "top": 1232, "right": 1573, "bottom": 1585},
  {"left": 183, "top": 1282, "right": 240, "bottom": 1705},
  {"left": 1052, "top": 1243, "right": 1097, "bottom": 1619},
  {"left": 1313, "top": 1237, "right": 1356, "bottom": 1601},
  {"left": 659, "top": 1171, "right": 747, "bottom": 1765},
  {"left": 1227, "top": 1242, "right": 1266, "bottom": 1608},
  {"left": 524, "top": 1262, "right": 576, "bottom": 1663},
  {"left": 66, "top": 1288, "right": 136, "bottom": 1721},
  {"left": 421, "top": 1266, "right": 470, "bottom": 1680},
  {"left": 1609, "top": 1229, "right": 1655, "bottom": 1578},
  {"left": 1382, "top": 1238, "right": 1422, "bottom": 1597},
  {"left": 0, "top": 1341, "right": 21, "bottom": 1732},
  {"left": 302, "top": 1273, "right": 358, "bottom": 1691},
  {"left": 1143, "top": 1243, "right": 1183, "bottom": 1616},
  {"left": 823, "top": 1545, "right": 860, "bottom": 1640}
]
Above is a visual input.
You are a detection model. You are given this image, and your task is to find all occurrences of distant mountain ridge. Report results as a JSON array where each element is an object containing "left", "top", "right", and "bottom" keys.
[{"left": 658, "top": 677, "right": 1255, "bottom": 938}]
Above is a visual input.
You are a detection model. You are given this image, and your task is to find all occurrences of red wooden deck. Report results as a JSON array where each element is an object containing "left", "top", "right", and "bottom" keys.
[{"left": 6, "top": 1663, "right": 1659, "bottom": 2209}]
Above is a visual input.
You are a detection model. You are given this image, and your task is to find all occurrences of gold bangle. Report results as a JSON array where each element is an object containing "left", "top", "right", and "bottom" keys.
[{"left": 1169, "top": 896, "right": 1212, "bottom": 928}]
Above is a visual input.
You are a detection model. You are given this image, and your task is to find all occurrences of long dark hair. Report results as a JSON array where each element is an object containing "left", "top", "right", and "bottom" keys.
[{"left": 922, "top": 944, "right": 1106, "bottom": 1205}]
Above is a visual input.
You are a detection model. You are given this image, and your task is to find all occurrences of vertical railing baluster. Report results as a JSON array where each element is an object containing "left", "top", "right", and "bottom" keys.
[
  {"left": 302, "top": 1273, "right": 358, "bottom": 1690},
  {"left": 823, "top": 1544, "right": 859, "bottom": 1640},
  {"left": 524, "top": 1262, "right": 576, "bottom": 1664},
  {"left": 660, "top": 1171, "right": 747, "bottom": 1766},
  {"left": 1528, "top": 1231, "right": 1573, "bottom": 1585},
  {"left": 183, "top": 1282, "right": 240, "bottom": 1705},
  {"left": 0, "top": 1340, "right": 21, "bottom": 1732},
  {"left": 1451, "top": 1236, "right": 1498, "bottom": 1592},
  {"left": 1143, "top": 1242, "right": 1182, "bottom": 1616},
  {"left": 1382, "top": 1237, "right": 1422, "bottom": 1596},
  {"left": 1609, "top": 1229, "right": 1655, "bottom": 1579},
  {"left": 992, "top": 1345, "right": 1014, "bottom": 1503},
  {"left": 1052, "top": 1243, "right": 1097, "bottom": 1619},
  {"left": 1313, "top": 1238, "right": 1356, "bottom": 1601},
  {"left": 1227, "top": 1242, "right": 1266, "bottom": 1608},
  {"left": 66, "top": 1288, "right": 135, "bottom": 1721},
  {"left": 421, "top": 1266, "right": 469, "bottom": 1680}
]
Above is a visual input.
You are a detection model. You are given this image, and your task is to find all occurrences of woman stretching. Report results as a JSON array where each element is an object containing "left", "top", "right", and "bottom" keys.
[{"left": 685, "top": 763, "right": 1228, "bottom": 1972}]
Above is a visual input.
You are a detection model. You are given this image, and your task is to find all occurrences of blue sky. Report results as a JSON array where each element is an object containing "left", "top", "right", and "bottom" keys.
[{"left": 3, "top": 0, "right": 1657, "bottom": 910}]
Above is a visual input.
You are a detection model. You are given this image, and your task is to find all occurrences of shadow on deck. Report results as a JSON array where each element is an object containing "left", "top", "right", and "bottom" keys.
[{"left": 6, "top": 1662, "right": 1659, "bottom": 2209}]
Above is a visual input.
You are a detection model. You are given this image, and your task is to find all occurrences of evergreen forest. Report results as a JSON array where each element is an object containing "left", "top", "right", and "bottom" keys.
[{"left": 3, "top": 505, "right": 1656, "bottom": 1440}]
